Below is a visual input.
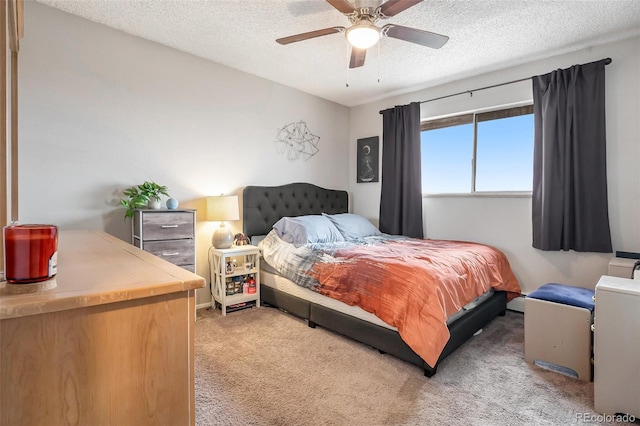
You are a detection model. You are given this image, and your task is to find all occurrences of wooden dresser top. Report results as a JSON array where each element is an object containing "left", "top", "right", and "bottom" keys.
[{"left": 0, "top": 230, "right": 205, "bottom": 319}]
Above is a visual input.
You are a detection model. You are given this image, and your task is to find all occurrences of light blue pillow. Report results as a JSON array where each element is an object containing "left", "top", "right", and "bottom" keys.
[
  {"left": 273, "top": 215, "right": 345, "bottom": 247},
  {"left": 322, "top": 213, "right": 382, "bottom": 240}
]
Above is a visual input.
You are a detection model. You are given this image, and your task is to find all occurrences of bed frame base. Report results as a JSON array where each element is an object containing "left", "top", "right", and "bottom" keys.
[
  {"left": 260, "top": 284, "right": 507, "bottom": 377},
  {"left": 243, "top": 183, "right": 509, "bottom": 377}
]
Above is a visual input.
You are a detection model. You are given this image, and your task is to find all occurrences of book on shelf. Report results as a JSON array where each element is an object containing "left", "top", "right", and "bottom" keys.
[{"left": 225, "top": 301, "right": 256, "bottom": 313}]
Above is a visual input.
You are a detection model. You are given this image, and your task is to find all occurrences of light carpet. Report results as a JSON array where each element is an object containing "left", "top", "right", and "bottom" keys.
[{"left": 194, "top": 306, "right": 626, "bottom": 426}]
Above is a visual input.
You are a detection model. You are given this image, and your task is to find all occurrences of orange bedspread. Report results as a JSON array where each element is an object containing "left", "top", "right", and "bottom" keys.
[{"left": 308, "top": 238, "right": 521, "bottom": 367}]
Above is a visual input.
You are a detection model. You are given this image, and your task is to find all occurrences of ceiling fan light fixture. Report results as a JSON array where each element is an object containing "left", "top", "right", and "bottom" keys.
[{"left": 346, "top": 22, "right": 380, "bottom": 49}]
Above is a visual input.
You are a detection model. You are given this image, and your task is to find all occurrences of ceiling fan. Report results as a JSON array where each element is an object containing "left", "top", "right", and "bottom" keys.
[{"left": 276, "top": 0, "right": 449, "bottom": 69}]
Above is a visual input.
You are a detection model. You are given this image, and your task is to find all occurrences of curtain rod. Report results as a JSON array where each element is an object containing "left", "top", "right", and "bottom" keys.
[{"left": 378, "top": 57, "right": 612, "bottom": 114}]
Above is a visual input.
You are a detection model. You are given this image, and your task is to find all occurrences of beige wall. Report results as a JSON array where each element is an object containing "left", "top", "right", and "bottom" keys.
[
  {"left": 18, "top": 2, "right": 640, "bottom": 302},
  {"left": 19, "top": 2, "right": 350, "bottom": 306},
  {"left": 349, "top": 36, "right": 640, "bottom": 294}
]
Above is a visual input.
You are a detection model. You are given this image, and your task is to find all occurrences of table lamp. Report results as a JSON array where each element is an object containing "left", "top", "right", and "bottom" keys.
[{"left": 207, "top": 195, "right": 239, "bottom": 249}]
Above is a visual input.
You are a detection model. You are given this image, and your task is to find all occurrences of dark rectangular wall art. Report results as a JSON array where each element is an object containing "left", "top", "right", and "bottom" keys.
[{"left": 357, "top": 136, "right": 379, "bottom": 183}]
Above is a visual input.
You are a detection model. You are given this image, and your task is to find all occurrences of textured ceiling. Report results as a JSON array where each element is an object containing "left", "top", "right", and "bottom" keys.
[{"left": 34, "top": 0, "right": 640, "bottom": 107}]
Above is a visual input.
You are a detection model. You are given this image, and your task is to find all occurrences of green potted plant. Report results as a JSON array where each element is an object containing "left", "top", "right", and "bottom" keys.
[{"left": 120, "top": 181, "right": 170, "bottom": 219}]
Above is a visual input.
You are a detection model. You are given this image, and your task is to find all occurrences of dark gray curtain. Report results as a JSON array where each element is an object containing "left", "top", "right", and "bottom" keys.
[
  {"left": 379, "top": 102, "right": 424, "bottom": 238},
  {"left": 532, "top": 59, "right": 612, "bottom": 252}
]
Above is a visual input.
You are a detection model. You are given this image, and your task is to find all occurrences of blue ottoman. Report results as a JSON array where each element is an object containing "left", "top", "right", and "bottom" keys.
[{"left": 524, "top": 283, "right": 595, "bottom": 381}]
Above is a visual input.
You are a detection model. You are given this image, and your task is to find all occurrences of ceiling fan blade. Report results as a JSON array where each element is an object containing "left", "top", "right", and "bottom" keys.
[
  {"left": 382, "top": 24, "right": 449, "bottom": 49},
  {"left": 349, "top": 48, "right": 366, "bottom": 68},
  {"left": 326, "top": 0, "right": 356, "bottom": 14},
  {"left": 379, "top": 0, "right": 423, "bottom": 17},
  {"left": 276, "top": 27, "right": 344, "bottom": 45}
]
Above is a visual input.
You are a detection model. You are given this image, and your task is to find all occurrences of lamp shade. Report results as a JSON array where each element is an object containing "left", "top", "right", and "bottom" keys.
[
  {"left": 206, "top": 195, "right": 240, "bottom": 222},
  {"left": 207, "top": 195, "right": 240, "bottom": 249}
]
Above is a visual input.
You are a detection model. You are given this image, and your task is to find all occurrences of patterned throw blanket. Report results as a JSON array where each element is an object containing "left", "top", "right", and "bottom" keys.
[{"left": 261, "top": 231, "right": 521, "bottom": 367}]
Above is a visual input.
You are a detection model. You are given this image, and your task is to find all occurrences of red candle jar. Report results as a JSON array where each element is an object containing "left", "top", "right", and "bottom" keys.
[{"left": 3, "top": 224, "right": 58, "bottom": 284}]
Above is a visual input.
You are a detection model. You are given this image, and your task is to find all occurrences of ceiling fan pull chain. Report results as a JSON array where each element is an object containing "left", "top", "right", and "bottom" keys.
[
  {"left": 377, "top": 40, "right": 381, "bottom": 83},
  {"left": 346, "top": 42, "right": 350, "bottom": 87}
]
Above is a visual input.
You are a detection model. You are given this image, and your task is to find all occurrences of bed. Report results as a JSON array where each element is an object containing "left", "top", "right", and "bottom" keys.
[{"left": 243, "top": 182, "right": 520, "bottom": 377}]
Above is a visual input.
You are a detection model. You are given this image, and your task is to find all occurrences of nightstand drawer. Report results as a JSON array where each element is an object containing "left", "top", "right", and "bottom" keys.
[
  {"left": 142, "top": 240, "right": 195, "bottom": 266},
  {"left": 139, "top": 212, "right": 194, "bottom": 240}
]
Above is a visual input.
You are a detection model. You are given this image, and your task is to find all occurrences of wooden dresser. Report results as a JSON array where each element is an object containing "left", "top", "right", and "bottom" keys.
[{"left": 0, "top": 230, "right": 205, "bottom": 426}]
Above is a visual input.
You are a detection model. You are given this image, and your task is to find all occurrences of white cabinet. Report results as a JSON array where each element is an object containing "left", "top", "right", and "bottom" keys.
[
  {"left": 594, "top": 275, "right": 640, "bottom": 419},
  {"left": 209, "top": 245, "right": 260, "bottom": 316}
]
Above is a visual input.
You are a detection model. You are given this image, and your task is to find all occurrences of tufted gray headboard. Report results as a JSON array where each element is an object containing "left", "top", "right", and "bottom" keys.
[{"left": 242, "top": 183, "right": 349, "bottom": 238}]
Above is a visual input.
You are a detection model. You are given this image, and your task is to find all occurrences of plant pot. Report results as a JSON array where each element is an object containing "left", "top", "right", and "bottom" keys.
[{"left": 148, "top": 198, "right": 162, "bottom": 209}]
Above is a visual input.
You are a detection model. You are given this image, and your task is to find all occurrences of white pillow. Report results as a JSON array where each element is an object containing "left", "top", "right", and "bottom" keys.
[
  {"left": 322, "top": 213, "right": 382, "bottom": 240},
  {"left": 272, "top": 215, "right": 345, "bottom": 247}
]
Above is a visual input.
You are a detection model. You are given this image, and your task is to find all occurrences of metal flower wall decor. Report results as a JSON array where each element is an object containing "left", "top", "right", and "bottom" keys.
[{"left": 275, "top": 120, "right": 320, "bottom": 161}]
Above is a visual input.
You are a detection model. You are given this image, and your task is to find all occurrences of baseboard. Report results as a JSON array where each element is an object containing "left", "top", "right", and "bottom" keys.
[
  {"left": 197, "top": 301, "right": 213, "bottom": 310},
  {"left": 507, "top": 295, "right": 525, "bottom": 313}
]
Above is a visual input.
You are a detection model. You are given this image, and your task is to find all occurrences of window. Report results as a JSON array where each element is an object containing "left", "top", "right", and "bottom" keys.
[{"left": 420, "top": 105, "right": 534, "bottom": 194}]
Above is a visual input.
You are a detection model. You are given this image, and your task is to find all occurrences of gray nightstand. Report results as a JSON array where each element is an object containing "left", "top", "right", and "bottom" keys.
[{"left": 132, "top": 209, "right": 196, "bottom": 273}]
